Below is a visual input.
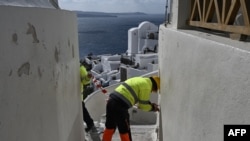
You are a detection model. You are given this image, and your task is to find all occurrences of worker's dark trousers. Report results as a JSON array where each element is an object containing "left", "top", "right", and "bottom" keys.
[
  {"left": 82, "top": 102, "right": 94, "bottom": 129},
  {"left": 104, "top": 97, "right": 132, "bottom": 141},
  {"left": 83, "top": 84, "right": 94, "bottom": 99}
]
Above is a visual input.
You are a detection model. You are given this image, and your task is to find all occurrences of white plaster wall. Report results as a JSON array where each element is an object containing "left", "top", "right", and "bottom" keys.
[
  {"left": 0, "top": 6, "right": 84, "bottom": 141},
  {"left": 137, "top": 21, "right": 158, "bottom": 53},
  {"left": 167, "top": 0, "right": 190, "bottom": 29},
  {"left": 128, "top": 28, "right": 138, "bottom": 55},
  {"left": 158, "top": 25, "right": 250, "bottom": 141},
  {"left": 0, "top": 0, "right": 58, "bottom": 9}
]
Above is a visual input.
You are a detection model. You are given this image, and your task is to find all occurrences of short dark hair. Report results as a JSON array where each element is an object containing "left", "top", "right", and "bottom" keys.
[
  {"left": 149, "top": 77, "right": 157, "bottom": 91},
  {"left": 80, "top": 59, "right": 92, "bottom": 71}
]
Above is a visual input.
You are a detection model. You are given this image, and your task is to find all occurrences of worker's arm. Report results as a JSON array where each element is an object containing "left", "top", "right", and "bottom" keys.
[
  {"left": 137, "top": 102, "right": 152, "bottom": 111},
  {"left": 138, "top": 101, "right": 160, "bottom": 112},
  {"left": 80, "top": 66, "right": 92, "bottom": 84}
]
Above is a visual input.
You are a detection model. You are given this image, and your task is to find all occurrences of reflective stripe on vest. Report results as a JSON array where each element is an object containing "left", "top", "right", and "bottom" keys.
[
  {"left": 113, "top": 91, "right": 132, "bottom": 107},
  {"left": 122, "top": 83, "right": 151, "bottom": 104}
]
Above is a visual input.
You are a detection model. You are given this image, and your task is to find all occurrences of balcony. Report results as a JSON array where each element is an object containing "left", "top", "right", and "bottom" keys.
[{"left": 188, "top": 0, "right": 250, "bottom": 41}]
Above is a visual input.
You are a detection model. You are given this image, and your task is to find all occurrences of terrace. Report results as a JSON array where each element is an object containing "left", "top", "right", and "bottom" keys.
[{"left": 188, "top": 0, "right": 250, "bottom": 41}]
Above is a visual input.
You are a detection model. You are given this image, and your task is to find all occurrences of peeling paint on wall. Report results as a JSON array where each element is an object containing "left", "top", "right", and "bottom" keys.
[
  {"left": 38, "top": 67, "right": 42, "bottom": 78},
  {"left": 68, "top": 39, "right": 70, "bottom": 47},
  {"left": 42, "top": 42, "right": 47, "bottom": 49},
  {"left": 17, "top": 62, "right": 30, "bottom": 77},
  {"left": 53, "top": 70, "right": 55, "bottom": 78},
  {"left": 72, "top": 45, "right": 75, "bottom": 58},
  {"left": 9, "top": 70, "right": 12, "bottom": 76},
  {"left": 52, "top": 69, "right": 60, "bottom": 89},
  {"left": 54, "top": 47, "right": 59, "bottom": 63},
  {"left": 12, "top": 33, "right": 18, "bottom": 44},
  {"left": 26, "top": 23, "right": 39, "bottom": 43}
]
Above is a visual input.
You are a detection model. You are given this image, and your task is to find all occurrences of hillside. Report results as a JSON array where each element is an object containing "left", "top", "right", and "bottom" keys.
[{"left": 75, "top": 11, "right": 147, "bottom": 17}]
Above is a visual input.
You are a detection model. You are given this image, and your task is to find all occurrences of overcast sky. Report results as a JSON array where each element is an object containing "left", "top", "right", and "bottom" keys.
[{"left": 58, "top": 0, "right": 166, "bottom": 14}]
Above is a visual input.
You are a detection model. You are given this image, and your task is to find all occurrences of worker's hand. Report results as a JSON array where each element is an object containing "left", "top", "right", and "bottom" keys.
[
  {"left": 151, "top": 103, "right": 160, "bottom": 112},
  {"left": 87, "top": 72, "right": 92, "bottom": 78}
]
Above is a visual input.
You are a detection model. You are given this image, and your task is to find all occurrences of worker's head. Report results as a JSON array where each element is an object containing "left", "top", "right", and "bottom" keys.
[
  {"left": 80, "top": 59, "right": 92, "bottom": 71},
  {"left": 80, "top": 59, "right": 88, "bottom": 67},
  {"left": 150, "top": 76, "right": 160, "bottom": 92}
]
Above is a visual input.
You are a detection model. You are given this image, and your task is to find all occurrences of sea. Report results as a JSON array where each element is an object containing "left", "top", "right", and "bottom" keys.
[{"left": 77, "top": 14, "right": 165, "bottom": 59}]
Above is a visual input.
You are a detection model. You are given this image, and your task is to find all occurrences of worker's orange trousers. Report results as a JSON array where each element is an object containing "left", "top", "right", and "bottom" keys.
[
  {"left": 120, "top": 133, "right": 130, "bottom": 141},
  {"left": 102, "top": 128, "right": 115, "bottom": 141},
  {"left": 102, "top": 128, "right": 130, "bottom": 141}
]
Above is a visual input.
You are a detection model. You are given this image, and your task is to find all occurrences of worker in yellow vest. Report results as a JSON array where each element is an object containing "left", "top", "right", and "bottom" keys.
[
  {"left": 80, "top": 60, "right": 100, "bottom": 141},
  {"left": 102, "top": 76, "right": 160, "bottom": 141},
  {"left": 80, "top": 62, "right": 93, "bottom": 100}
]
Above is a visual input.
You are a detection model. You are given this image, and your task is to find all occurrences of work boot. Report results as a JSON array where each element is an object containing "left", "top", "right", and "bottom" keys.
[{"left": 89, "top": 126, "right": 101, "bottom": 141}]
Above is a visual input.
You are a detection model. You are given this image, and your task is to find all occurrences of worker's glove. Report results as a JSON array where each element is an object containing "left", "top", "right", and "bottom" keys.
[
  {"left": 151, "top": 103, "right": 160, "bottom": 112},
  {"left": 87, "top": 72, "right": 93, "bottom": 78}
]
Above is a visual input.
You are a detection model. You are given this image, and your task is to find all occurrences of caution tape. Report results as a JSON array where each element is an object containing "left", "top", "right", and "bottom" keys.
[{"left": 92, "top": 77, "right": 108, "bottom": 94}]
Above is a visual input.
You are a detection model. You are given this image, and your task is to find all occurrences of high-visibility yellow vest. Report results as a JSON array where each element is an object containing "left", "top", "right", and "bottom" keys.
[
  {"left": 114, "top": 77, "right": 153, "bottom": 111},
  {"left": 80, "top": 65, "right": 91, "bottom": 101}
]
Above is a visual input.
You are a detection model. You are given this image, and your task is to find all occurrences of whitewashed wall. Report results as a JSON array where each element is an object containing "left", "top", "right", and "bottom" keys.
[
  {"left": 159, "top": 1, "right": 250, "bottom": 140},
  {"left": 0, "top": 6, "right": 84, "bottom": 141},
  {"left": 159, "top": 25, "right": 250, "bottom": 141},
  {"left": 0, "top": 0, "right": 58, "bottom": 8}
]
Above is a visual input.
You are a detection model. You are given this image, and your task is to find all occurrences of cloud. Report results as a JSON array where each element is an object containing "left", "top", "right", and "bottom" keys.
[{"left": 58, "top": 0, "right": 166, "bottom": 14}]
